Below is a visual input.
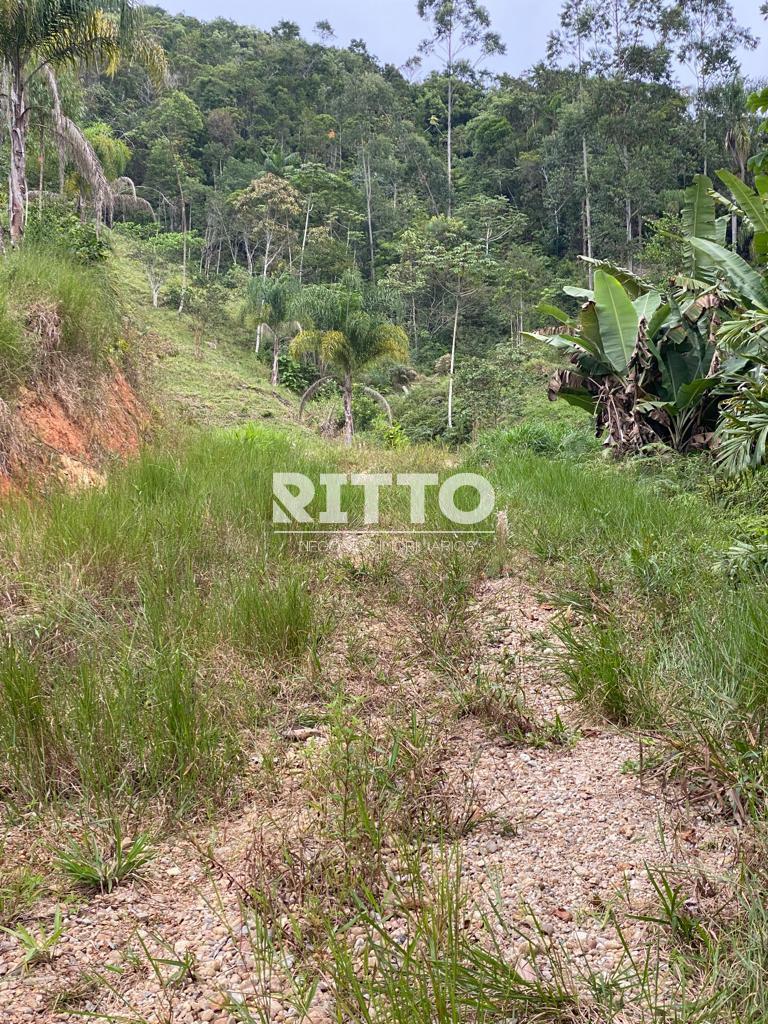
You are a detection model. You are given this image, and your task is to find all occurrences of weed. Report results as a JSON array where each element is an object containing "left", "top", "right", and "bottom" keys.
[
  {"left": 2, "top": 907, "right": 65, "bottom": 971},
  {"left": 451, "top": 667, "right": 538, "bottom": 742},
  {"left": 0, "top": 868, "right": 44, "bottom": 928},
  {"left": 55, "top": 819, "right": 155, "bottom": 893}
]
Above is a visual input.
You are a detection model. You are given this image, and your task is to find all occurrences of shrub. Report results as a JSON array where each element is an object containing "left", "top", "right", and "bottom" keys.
[
  {"left": 478, "top": 421, "right": 600, "bottom": 460},
  {"left": 24, "top": 203, "right": 109, "bottom": 264},
  {"left": 276, "top": 352, "right": 317, "bottom": 394}
]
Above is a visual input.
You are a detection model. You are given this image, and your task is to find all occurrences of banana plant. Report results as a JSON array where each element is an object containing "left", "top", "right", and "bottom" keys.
[{"left": 526, "top": 268, "right": 724, "bottom": 454}]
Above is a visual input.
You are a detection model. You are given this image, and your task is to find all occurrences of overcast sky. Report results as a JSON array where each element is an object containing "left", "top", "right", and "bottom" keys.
[{"left": 158, "top": 0, "right": 767, "bottom": 84}]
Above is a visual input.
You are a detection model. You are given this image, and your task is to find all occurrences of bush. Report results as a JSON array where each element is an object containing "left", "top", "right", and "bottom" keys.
[
  {"left": 24, "top": 203, "right": 109, "bottom": 264},
  {"left": 276, "top": 352, "right": 317, "bottom": 394},
  {"left": 476, "top": 421, "right": 600, "bottom": 461},
  {"left": 351, "top": 392, "right": 380, "bottom": 432}
]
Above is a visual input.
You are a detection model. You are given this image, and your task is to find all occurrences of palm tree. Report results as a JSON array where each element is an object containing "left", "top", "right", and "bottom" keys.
[
  {"left": 290, "top": 275, "right": 408, "bottom": 445},
  {"left": 0, "top": 0, "right": 164, "bottom": 244},
  {"left": 245, "top": 274, "right": 301, "bottom": 386}
]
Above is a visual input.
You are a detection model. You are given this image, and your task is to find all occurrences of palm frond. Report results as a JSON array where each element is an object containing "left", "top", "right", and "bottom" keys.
[
  {"left": 717, "top": 388, "right": 768, "bottom": 475},
  {"left": 289, "top": 329, "right": 324, "bottom": 360}
]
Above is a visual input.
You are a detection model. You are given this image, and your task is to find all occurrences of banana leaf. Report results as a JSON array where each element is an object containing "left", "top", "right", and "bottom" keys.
[
  {"left": 717, "top": 170, "right": 768, "bottom": 252},
  {"left": 683, "top": 174, "right": 716, "bottom": 278},
  {"left": 593, "top": 270, "right": 639, "bottom": 374},
  {"left": 536, "top": 302, "right": 573, "bottom": 324},
  {"left": 633, "top": 290, "right": 662, "bottom": 322},
  {"left": 688, "top": 238, "right": 768, "bottom": 308},
  {"left": 580, "top": 256, "right": 652, "bottom": 298}
]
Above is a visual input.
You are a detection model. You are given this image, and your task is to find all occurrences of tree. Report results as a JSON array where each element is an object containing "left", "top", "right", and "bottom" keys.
[
  {"left": 230, "top": 173, "right": 301, "bottom": 277},
  {"left": 314, "top": 20, "right": 335, "bottom": 42},
  {"left": 124, "top": 229, "right": 187, "bottom": 306},
  {"left": 244, "top": 274, "right": 301, "bottom": 384},
  {"left": 291, "top": 274, "right": 408, "bottom": 444},
  {"left": 662, "top": 0, "right": 756, "bottom": 173},
  {"left": 396, "top": 217, "right": 490, "bottom": 427},
  {"left": 0, "top": 0, "right": 164, "bottom": 244},
  {"left": 416, "top": 0, "right": 505, "bottom": 215}
]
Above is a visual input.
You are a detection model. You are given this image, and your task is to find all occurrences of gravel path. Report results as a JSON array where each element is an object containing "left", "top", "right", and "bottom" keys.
[{"left": 0, "top": 572, "right": 738, "bottom": 1022}]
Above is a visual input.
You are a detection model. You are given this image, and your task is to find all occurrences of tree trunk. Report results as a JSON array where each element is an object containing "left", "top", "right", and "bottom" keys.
[
  {"left": 299, "top": 195, "right": 312, "bottom": 283},
  {"left": 38, "top": 126, "right": 45, "bottom": 212},
  {"left": 446, "top": 74, "right": 453, "bottom": 217},
  {"left": 9, "top": 67, "right": 27, "bottom": 245},
  {"left": 625, "top": 195, "right": 633, "bottom": 270},
  {"left": 342, "top": 369, "right": 354, "bottom": 446},
  {"left": 271, "top": 331, "right": 280, "bottom": 386},
  {"left": 447, "top": 289, "right": 461, "bottom": 430},
  {"left": 581, "top": 133, "right": 593, "bottom": 287},
  {"left": 362, "top": 147, "right": 375, "bottom": 283},
  {"left": 177, "top": 166, "right": 188, "bottom": 313}
]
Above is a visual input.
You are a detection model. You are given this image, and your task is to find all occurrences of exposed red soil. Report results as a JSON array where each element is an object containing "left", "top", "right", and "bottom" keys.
[{"left": 1, "top": 368, "right": 147, "bottom": 492}]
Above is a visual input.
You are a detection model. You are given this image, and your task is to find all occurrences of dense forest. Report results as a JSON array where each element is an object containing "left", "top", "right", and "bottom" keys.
[{"left": 14, "top": 0, "right": 767, "bottom": 441}]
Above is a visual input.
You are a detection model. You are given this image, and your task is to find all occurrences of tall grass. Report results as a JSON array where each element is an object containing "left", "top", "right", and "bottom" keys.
[
  {"left": 0, "top": 244, "right": 121, "bottom": 364},
  {"left": 0, "top": 427, "right": 334, "bottom": 812},
  {"left": 0, "top": 294, "right": 27, "bottom": 397}
]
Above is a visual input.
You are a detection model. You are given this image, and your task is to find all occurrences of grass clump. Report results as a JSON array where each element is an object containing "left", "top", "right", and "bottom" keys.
[
  {"left": 0, "top": 294, "right": 27, "bottom": 396},
  {"left": 0, "top": 426, "right": 334, "bottom": 813},
  {"left": 0, "top": 868, "right": 44, "bottom": 929},
  {"left": 1, "top": 908, "right": 65, "bottom": 971},
  {"left": 228, "top": 574, "right": 321, "bottom": 660},
  {"left": 55, "top": 819, "right": 154, "bottom": 893}
]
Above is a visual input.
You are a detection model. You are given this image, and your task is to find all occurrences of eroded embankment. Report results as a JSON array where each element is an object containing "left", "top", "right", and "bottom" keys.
[{"left": 0, "top": 367, "right": 147, "bottom": 493}]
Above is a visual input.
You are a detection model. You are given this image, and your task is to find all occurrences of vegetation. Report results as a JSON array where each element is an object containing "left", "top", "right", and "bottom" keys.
[{"left": 5, "top": 0, "right": 768, "bottom": 1019}]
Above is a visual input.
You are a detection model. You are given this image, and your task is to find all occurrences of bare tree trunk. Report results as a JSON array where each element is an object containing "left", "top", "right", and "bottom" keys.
[
  {"left": 177, "top": 166, "right": 188, "bottom": 313},
  {"left": 447, "top": 289, "right": 460, "bottom": 430},
  {"left": 38, "top": 126, "right": 45, "bottom": 212},
  {"left": 271, "top": 331, "right": 280, "bottom": 386},
  {"left": 625, "top": 196, "right": 633, "bottom": 270},
  {"left": 342, "top": 369, "right": 354, "bottom": 446},
  {"left": 9, "top": 67, "right": 27, "bottom": 245},
  {"left": 361, "top": 147, "right": 375, "bottom": 283},
  {"left": 299, "top": 196, "right": 312, "bottom": 283},
  {"left": 262, "top": 233, "right": 270, "bottom": 279},
  {"left": 581, "top": 133, "right": 593, "bottom": 287},
  {"left": 446, "top": 78, "right": 453, "bottom": 217}
]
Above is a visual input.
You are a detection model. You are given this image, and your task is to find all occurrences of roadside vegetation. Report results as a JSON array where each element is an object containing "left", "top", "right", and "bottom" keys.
[{"left": 4, "top": 0, "right": 768, "bottom": 1020}]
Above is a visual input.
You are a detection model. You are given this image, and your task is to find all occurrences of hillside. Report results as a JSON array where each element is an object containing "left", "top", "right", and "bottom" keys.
[{"left": 3, "top": 0, "right": 768, "bottom": 1021}]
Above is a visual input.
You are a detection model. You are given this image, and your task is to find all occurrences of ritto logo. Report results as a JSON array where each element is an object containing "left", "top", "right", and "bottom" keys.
[{"left": 272, "top": 472, "right": 495, "bottom": 534}]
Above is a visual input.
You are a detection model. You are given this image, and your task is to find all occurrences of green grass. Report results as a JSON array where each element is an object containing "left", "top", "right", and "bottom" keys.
[
  {"left": 111, "top": 234, "right": 300, "bottom": 428},
  {"left": 0, "top": 426, "right": 337, "bottom": 812},
  {"left": 0, "top": 243, "right": 121, "bottom": 365},
  {"left": 0, "top": 867, "right": 44, "bottom": 929},
  {"left": 475, "top": 434, "right": 768, "bottom": 819},
  {"left": 55, "top": 819, "right": 154, "bottom": 894}
]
